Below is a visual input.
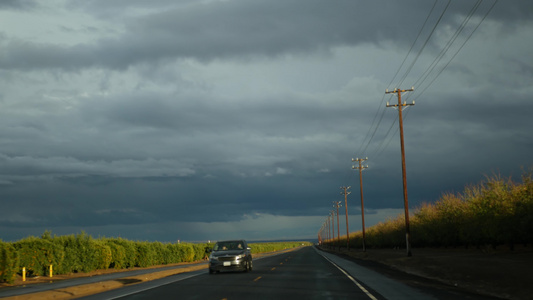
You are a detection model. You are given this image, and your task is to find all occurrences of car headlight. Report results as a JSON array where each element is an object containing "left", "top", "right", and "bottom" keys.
[{"left": 236, "top": 254, "right": 246, "bottom": 259}]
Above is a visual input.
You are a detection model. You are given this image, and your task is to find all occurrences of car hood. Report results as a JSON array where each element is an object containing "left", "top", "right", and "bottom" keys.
[{"left": 211, "top": 250, "right": 246, "bottom": 257}]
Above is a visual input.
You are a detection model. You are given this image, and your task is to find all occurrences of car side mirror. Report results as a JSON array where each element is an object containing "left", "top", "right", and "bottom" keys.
[{"left": 247, "top": 247, "right": 251, "bottom": 251}]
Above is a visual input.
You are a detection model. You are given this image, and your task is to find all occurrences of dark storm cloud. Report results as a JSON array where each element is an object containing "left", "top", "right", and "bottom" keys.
[
  {"left": 0, "top": 0, "right": 532, "bottom": 242},
  {"left": 0, "top": 0, "right": 38, "bottom": 10},
  {"left": 2, "top": 0, "right": 528, "bottom": 71},
  {"left": 82, "top": 90, "right": 358, "bottom": 137},
  {"left": 0, "top": 168, "right": 333, "bottom": 230}
]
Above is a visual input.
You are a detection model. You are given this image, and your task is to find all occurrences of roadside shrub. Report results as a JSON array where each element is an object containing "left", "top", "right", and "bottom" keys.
[
  {"left": 192, "top": 243, "right": 209, "bottom": 261},
  {"left": 364, "top": 216, "right": 404, "bottom": 248},
  {"left": 94, "top": 241, "right": 112, "bottom": 270},
  {"left": 106, "top": 240, "right": 127, "bottom": 269},
  {"left": 58, "top": 235, "right": 81, "bottom": 273},
  {"left": 110, "top": 238, "right": 137, "bottom": 268},
  {"left": 150, "top": 242, "right": 169, "bottom": 265},
  {"left": 134, "top": 242, "right": 153, "bottom": 268},
  {"left": 58, "top": 232, "right": 100, "bottom": 273},
  {"left": 515, "top": 173, "right": 533, "bottom": 245},
  {"left": 13, "top": 236, "right": 64, "bottom": 276},
  {"left": 176, "top": 243, "right": 195, "bottom": 262},
  {"left": 0, "top": 241, "right": 18, "bottom": 283}
]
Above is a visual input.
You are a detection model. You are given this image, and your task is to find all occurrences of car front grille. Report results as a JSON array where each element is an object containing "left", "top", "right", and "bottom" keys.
[{"left": 217, "top": 256, "right": 236, "bottom": 262}]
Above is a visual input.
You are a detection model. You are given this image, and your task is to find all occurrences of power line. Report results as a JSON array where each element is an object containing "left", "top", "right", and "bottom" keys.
[
  {"left": 409, "top": 0, "right": 483, "bottom": 95},
  {"left": 395, "top": 0, "right": 452, "bottom": 88},
  {"left": 354, "top": 1, "right": 448, "bottom": 160},
  {"left": 357, "top": 1, "right": 497, "bottom": 161},
  {"left": 373, "top": 114, "right": 399, "bottom": 159},
  {"left": 411, "top": 0, "right": 498, "bottom": 102},
  {"left": 386, "top": 0, "right": 439, "bottom": 90}
]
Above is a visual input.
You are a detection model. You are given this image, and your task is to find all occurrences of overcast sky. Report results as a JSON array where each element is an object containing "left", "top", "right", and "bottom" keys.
[{"left": 0, "top": 0, "right": 531, "bottom": 243}]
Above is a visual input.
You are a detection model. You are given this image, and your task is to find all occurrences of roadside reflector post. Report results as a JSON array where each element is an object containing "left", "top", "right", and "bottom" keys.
[
  {"left": 22, "top": 267, "right": 26, "bottom": 281},
  {"left": 49, "top": 265, "right": 53, "bottom": 278}
]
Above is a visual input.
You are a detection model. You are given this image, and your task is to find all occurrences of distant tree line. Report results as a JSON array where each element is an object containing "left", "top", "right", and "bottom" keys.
[{"left": 324, "top": 170, "right": 533, "bottom": 250}]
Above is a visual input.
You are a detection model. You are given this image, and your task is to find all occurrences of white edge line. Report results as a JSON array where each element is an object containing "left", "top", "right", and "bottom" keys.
[{"left": 317, "top": 249, "right": 379, "bottom": 300}]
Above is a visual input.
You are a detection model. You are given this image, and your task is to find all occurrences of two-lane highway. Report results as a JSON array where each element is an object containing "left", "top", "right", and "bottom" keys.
[
  {"left": 81, "top": 246, "right": 378, "bottom": 299},
  {"left": 80, "top": 246, "right": 492, "bottom": 299}
]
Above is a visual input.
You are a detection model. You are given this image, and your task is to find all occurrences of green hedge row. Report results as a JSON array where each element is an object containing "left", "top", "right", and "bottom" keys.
[
  {"left": 249, "top": 241, "right": 311, "bottom": 253},
  {"left": 0, "top": 232, "right": 212, "bottom": 284},
  {"left": 0, "top": 242, "right": 18, "bottom": 283},
  {"left": 0, "top": 233, "right": 311, "bottom": 284}
]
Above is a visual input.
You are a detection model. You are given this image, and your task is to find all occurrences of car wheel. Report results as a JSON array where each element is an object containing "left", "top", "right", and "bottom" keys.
[
  {"left": 209, "top": 268, "right": 214, "bottom": 274},
  {"left": 248, "top": 260, "right": 253, "bottom": 271}
]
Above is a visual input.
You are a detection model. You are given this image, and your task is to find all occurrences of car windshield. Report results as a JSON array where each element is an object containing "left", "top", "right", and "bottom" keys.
[{"left": 214, "top": 241, "right": 244, "bottom": 251}]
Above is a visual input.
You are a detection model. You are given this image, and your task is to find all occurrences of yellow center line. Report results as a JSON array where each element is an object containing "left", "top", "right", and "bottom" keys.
[
  {"left": 271, "top": 267, "right": 276, "bottom": 271},
  {"left": 254, "top": 276, "right": 262, "bottom": 282}
]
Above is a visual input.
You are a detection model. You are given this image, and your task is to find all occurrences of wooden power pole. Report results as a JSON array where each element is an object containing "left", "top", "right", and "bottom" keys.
[
  {"left": 340, "top": 186, "right": 351, "bottom": 250},
  {"left": 352, "top": 157, "right": 368, "bottom": 252},
  {"left": 333, "top": 202, "right": 341, "bottom": 250},
  {"left": 330, "top": 210, "right": 335, "bottom": 248},
  {"left": 386, "top": 87, "right": 414, "bottom": 257}
]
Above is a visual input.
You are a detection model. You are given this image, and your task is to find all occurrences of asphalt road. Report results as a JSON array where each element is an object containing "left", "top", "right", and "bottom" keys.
[{"left": 79, "top": 246, "right": 442, "bottom": 300}]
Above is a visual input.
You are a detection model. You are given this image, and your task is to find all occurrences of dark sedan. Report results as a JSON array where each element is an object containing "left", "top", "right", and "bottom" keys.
[{"left": 208, "top": 240, "right": 252, "bottom": 274}]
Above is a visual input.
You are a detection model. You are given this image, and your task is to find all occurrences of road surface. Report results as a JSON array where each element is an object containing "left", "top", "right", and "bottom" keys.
[
  {"left": 1, "top": 246, "right": 498, "bottom": 299},
  {"left": 80, "top": 246, "right": 441, "bottom": 300}
]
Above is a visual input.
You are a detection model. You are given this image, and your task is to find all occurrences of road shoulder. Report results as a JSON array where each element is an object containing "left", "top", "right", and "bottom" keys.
[{"left": 319, "top": 246, "right": 532, "bottom": 299}]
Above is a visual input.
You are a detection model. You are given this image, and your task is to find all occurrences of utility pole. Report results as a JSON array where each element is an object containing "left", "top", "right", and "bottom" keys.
[
  {"left": 352, "top": 157, "right": 368, "bottom": 252},
  {"left": 325, "top": 218, "right": 329, "bottom": 244},
  {"left": 326, "top": 216, "right": 329, "bottom": 244},
  {"left": 333, "top": 201, "right": 341, "bottom": 250},
  {"left": 386, "top": 87, "right": 415, "bottom": 257},
  {"left": 319, "top": 222, "right": 325, "bottom": 245},
  {"left": 327, "top": 216, "right": 331, "bottom": 244},
  {"left": 340, "top": 186, "right": 351, "bottom": 250},
  {"left": 330, "top": 210, "right": 335, "bottom": 248}
]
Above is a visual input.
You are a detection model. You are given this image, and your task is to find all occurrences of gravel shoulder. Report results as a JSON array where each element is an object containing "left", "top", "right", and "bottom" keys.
[{"left": 323, "top": 245, "right": 533, "bottom": 299}]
